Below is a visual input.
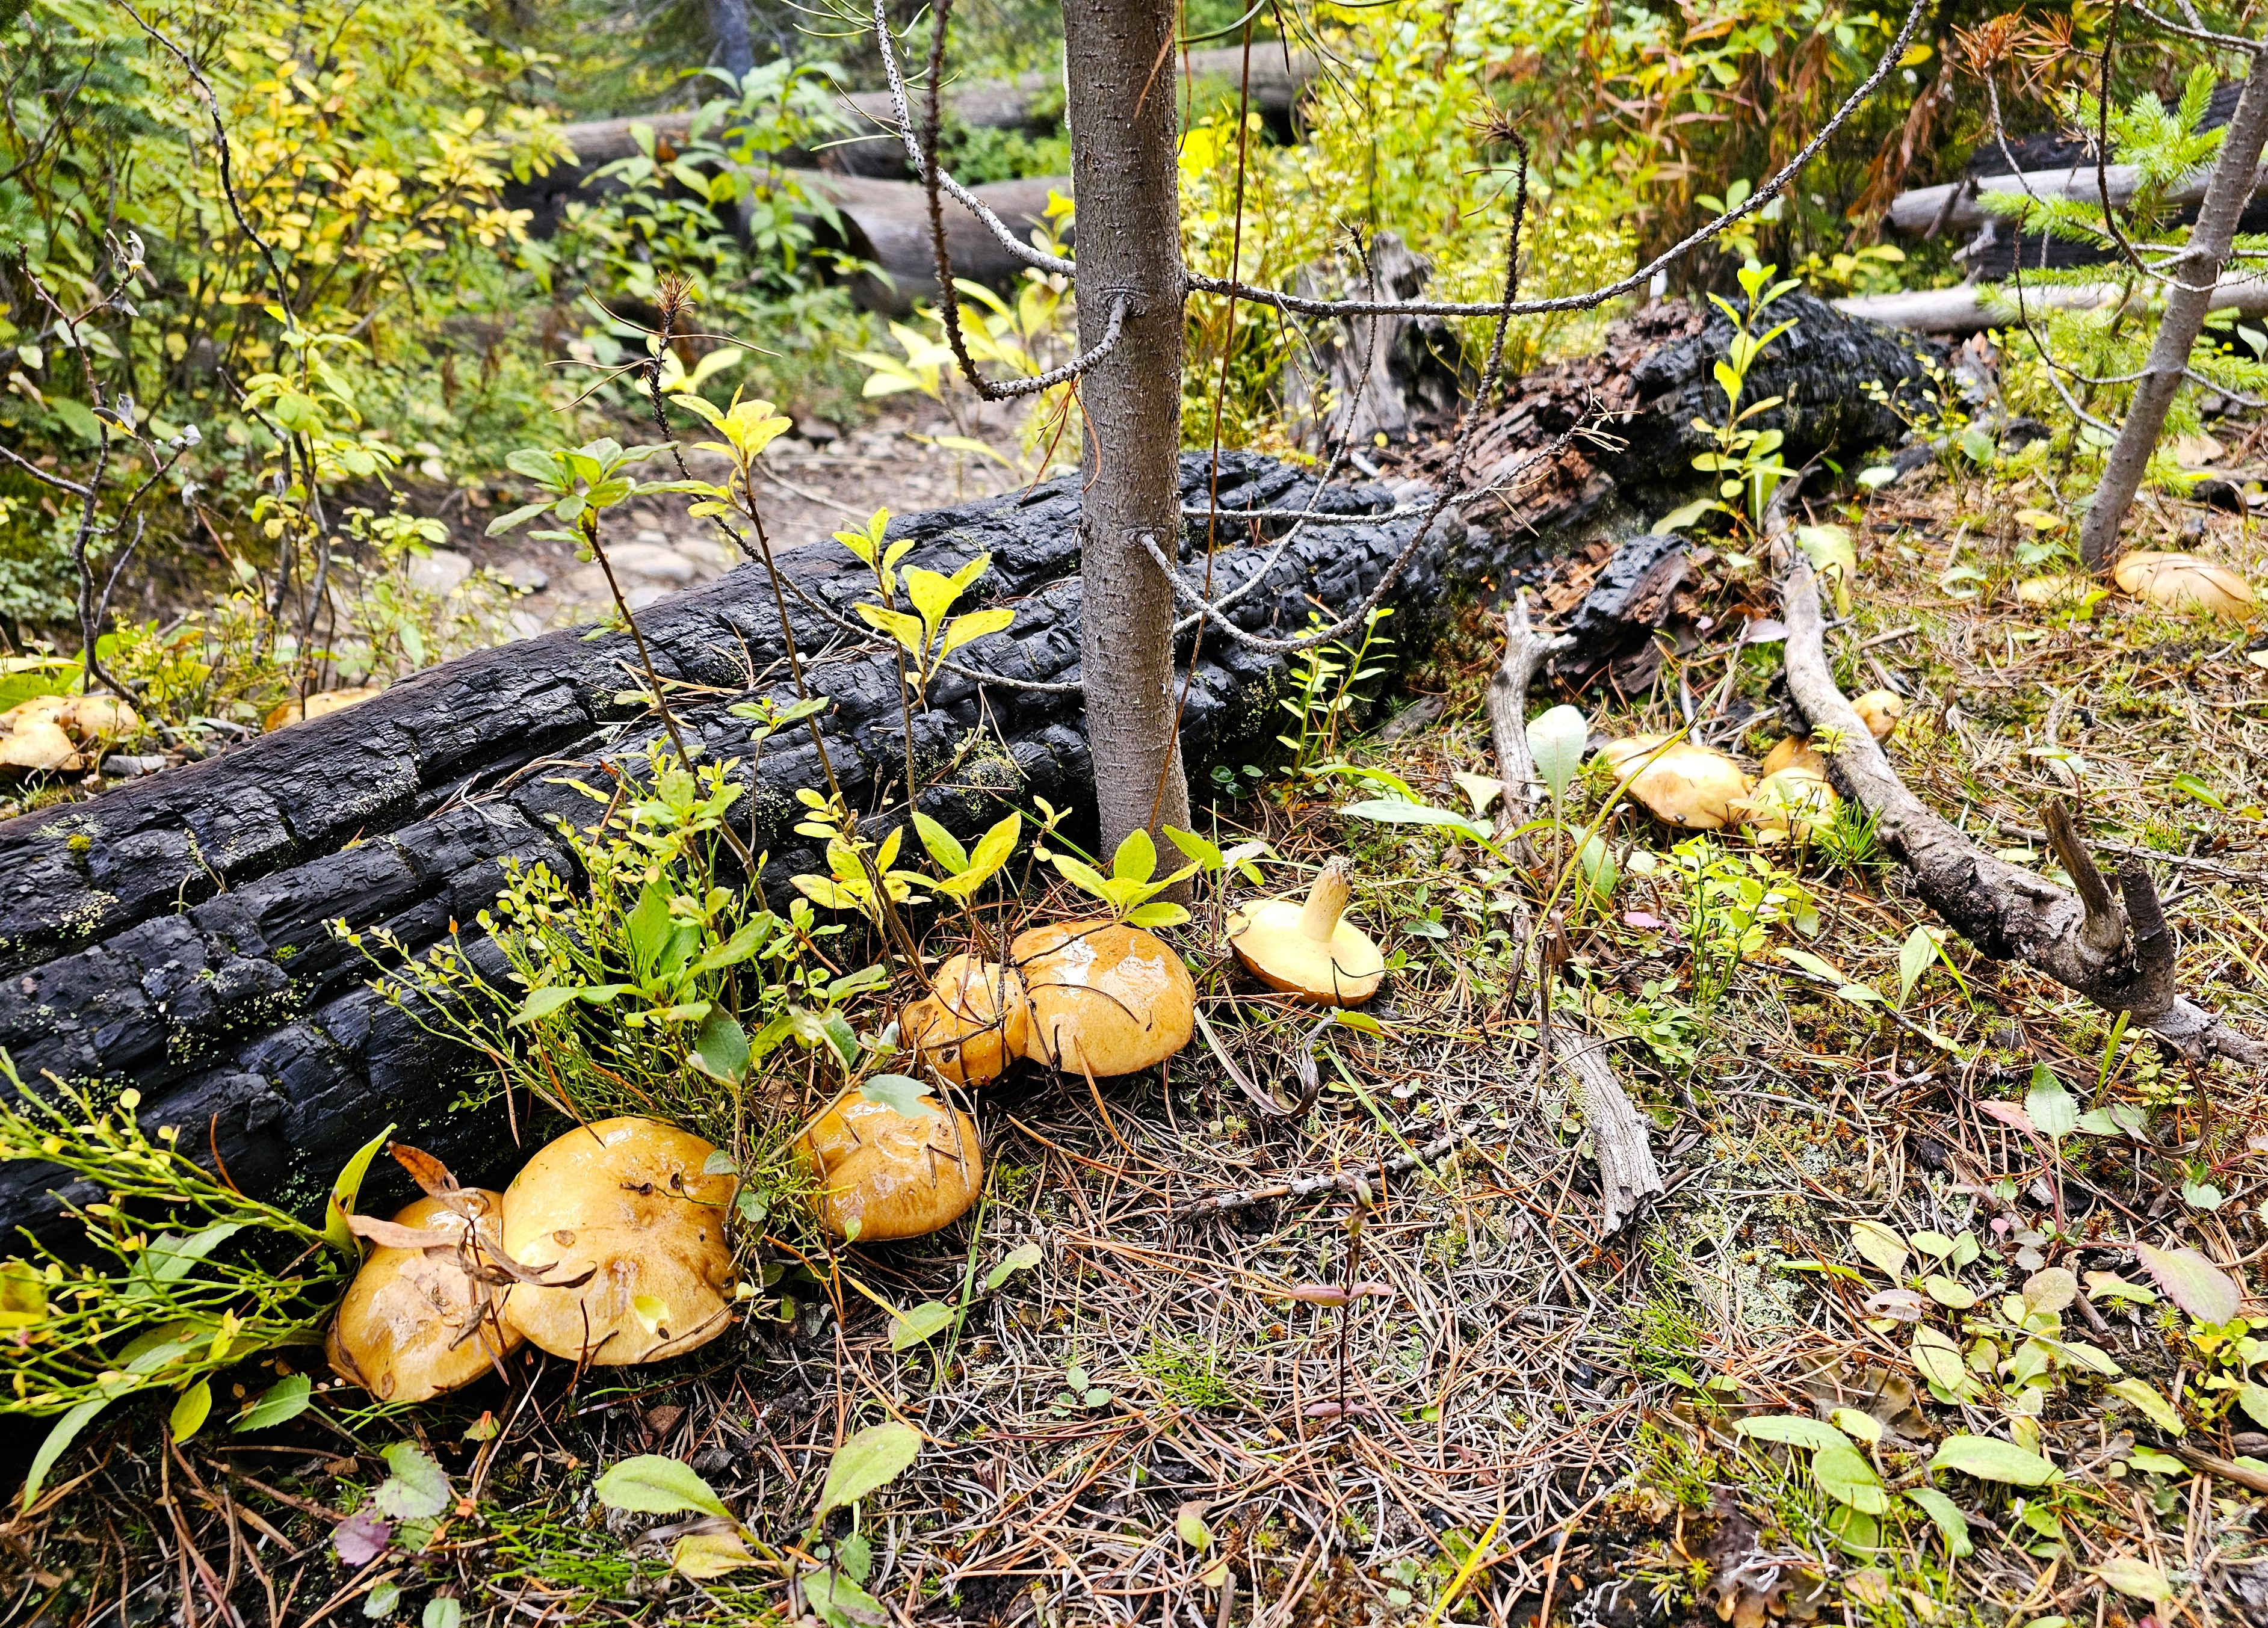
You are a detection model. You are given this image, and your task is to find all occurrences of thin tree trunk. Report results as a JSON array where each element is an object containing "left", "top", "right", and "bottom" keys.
[
  {"left": 2079, "top": 46, "right": 2268, "bottom": 572},
  {"left": 707, "top": 0, "right": 755, "bottom": 82},
  {"left": 1060, "top": 0, "right": 1192, "bottom": 855}
]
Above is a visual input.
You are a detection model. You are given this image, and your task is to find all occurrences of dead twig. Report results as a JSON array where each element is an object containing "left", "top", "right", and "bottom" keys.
[{"left": 1778, "top": 557, "right": 2265, "bottom": 1066}]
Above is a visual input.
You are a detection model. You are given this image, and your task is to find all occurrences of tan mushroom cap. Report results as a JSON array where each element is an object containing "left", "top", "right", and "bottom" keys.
[
  {"left": 263, "top": 685, "right": 386, "bottom": 733},
  {"left": 1759, "top": 736, "right": 1827, "bottom": 779},
  {"left": 326, "top": 1191, "right": 522, "bottom": 1402},
  {"left": 799, "top": 1090, "right": 983, "bottom": 1242},
  {"left": 2017, "top": 573, "right": 2093, "bottom": 608},
  {"left": 1601, "top": 735, "right": 1752, "bottom": 830},
  {"left": 499, "top": 1117, "right": 737, "bottom": 1365},
  {"left": 903, "top": 955, "right": 1029, "bottom": 1087},
  {"left": 1010, "top": 920, "right": 1194, "bottom": 1076},
  {"left": 1226, "top": 860, "right": 1384, "bottom": 1006},
  {"left": 0, "top": 717, "right": 81, "bottom": 774},
  {"left": 1850, "top": 689, "right": 1905, "bottom": 742},
  {"left": 1737, "top": 765, "right": 1840, "bottom": 845},
  {"left": 2112, "top": 551, "right": 2258, "bottom": 619}
]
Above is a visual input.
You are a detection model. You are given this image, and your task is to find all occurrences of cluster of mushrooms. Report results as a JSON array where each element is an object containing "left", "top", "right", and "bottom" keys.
[
  {"left": 327, "top": 1117, "right": 738, "bottom": 1402},
  {"left": 811, "top": 869, "right": 1387, "bottom": 1245},
  {"left": 0, "top": 692, "right": 137, "bottom": 774},
  {"left": 1599, "top": 688, "right": 1906, "bottom": 841},
  {"left": 327, "top": 874, "right": 1388, "bottom": 1399}
]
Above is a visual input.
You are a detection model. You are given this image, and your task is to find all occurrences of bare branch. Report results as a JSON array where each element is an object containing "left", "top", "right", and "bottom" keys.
[
  {"left": 1184, "top": 0, "right": 1929, "bottom": 321},
  {"left": 1779, "top": 558, "right": 2265, "bottom": 1066},
  {"left": 871, "top": 0, "right": 1075, "bottom": 279}
]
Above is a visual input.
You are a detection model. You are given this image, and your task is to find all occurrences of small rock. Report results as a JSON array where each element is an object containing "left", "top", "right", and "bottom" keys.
[
  {"left": 676, "top": 535, "right": 734, "bottom": 574},
  {"left": 607, "top": 543, "right": 697, "bottom": 584},
  {"left": 632, "top": 528, "right": 672, "bottom": 548},
  {"left": 564, "top": 563, "right": 608, "bottom": 600},
  {"left": 624, "top": 584, "right": 671, "bottom": 611},
  {"left": 406, "top": 548, "right": 473, "bottom": 596},
  {"left": 505, "top": 611, "right": 545, "bottom": 641},
  {"left": 796, "top": 417, "right": 841, "bottom": 444},
  {"left": 102, "top": 754, "right": 167, "bottom": 779}
]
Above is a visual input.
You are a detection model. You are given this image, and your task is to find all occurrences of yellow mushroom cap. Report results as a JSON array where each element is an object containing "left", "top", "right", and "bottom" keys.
[
  {"left": 903, "top": 955, "right": 1029, "bottom": 1087},
  {"left": 798, "top": 1090, "right": 983, "bottom": 1242},
  {"left": 1737, "top": 765, "right": 1839, "bottom": 845},
  {"left": 326, "top": 1192, "right": 521, "bottom": 1403},
  {"left": 0, "top": 717, "right": 81, "bottom": 774},
  {"left": 1010, "top": 920, "right": 1194, "bottom": 1076},
  {"left": 1850, "top": 689, "right": 1905, "bottom": 742},
  {"left": 2112, "top": 551, "right": 2258, "bottom": 619},
  {"left": 1226, "top": 860, "right": 1383, "bottom": 1006},
  {"left": 1601, "top": 735, "right": 1753, "bottom": 830},
  {"left": 1759, "top": 736, "right": 1826, "bottom": 779},
  {"left": 2017, "top": 573, "right": 2093, "bottom": 608},
  {"left": 262, "top": 685, "right": 387, "bottom": 733},
  {"left": 499, "top": 1117, "right": 737, "bottom": 1366},
  {"left": 60, "top": 694, "right": 140, "bottom": 744}
]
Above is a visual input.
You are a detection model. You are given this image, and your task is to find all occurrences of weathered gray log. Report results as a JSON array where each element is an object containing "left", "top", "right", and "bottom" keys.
[
  {"left": 815, "top": 173, "right": 1066, "bottom": 316},
  {"left": 532, "top": 44, "right": 1314, "bottom": 183},
  {"left": 1837, "top": 275, "right": 2268, "bottom": 336},
  {"left": 0, "top": 298, "right": 1932, "bottom": 1239}
]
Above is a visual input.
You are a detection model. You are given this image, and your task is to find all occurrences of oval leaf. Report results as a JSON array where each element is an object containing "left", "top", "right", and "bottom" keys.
[
  {"left": 816, "top": 1422, "right": 922, "bottom": 1518},
  {"left": 2136, "top": 1243, "right": 2242, "bottom": 1325},
  {"left": 1930, "top": 1434, "right": 2059, "bottom": 1486},
  {"left": 594, "top": 1455, "right": 731, "bottom": 1520}
]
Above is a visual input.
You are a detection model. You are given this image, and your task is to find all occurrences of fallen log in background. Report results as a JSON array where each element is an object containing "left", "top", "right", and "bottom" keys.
[
  {"left": 0, "top": 298, "right": 1933, "bottom": 1238},
  {"left": 1837, "top": 274, "right": 2268, "bottom": 336}
]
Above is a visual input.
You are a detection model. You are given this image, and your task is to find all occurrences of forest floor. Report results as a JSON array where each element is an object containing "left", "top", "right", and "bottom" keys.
[{"left": 6, "top": 430, "right": 2268, "bottom": 1628}]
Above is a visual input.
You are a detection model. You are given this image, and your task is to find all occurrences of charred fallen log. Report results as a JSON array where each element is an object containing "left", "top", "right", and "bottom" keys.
[{"left": 0, "top": 298, "right": 1932, "bottom": 1238}]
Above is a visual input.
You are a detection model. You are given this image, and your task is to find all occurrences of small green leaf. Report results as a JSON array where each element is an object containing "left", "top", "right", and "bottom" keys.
[
  {"left": 1903, "top": 1487, "right": 1973, "bottom": 1558},
  {"left": 169, "top": 1380, "right": 213, "bottom": 1442},
  {"left": 423, "top": 1598, "right": 463, "bottom": 1628},
  {"left": 860, "top": 1075, "right": 940, "bottom": 1118},
  {"left": 1525, "top": 705, "right": 1589, "bottom": 805},
  {"left": 2092, "top": 1557, "right": 2172, "bottom": 1606},
  {"left": 889, "top": 1302, "right": 956, "bottom": 1350},
  {"left": 1111, "top": 828, "right": 1158, "bottom": 884},
  {"left": 236, "top": 1374, "right": 314, "bottom": 1432},
  {"left": 1811, "top": 1443, "right": 1888, "bottom": 1514},
  {"left": 1846, "top": 1220, "right": 1907, "bottom": 1279},
  {"left": 1176, "top": 1509, "right": 1214, "bottom": 1549},
  {"left": 985, "top": 1242, "right": 1043, "bottom": 1291},
  {"left": 1734, "top": 1414, "right": 1851, "bottom": 1452},
  {"left": 1930, "top": 1434, "right": 2059, "bottom": 1486},
  {"left": 816, "top": 1422, "right": 923, "bottom": 1518},
  {"left": 325, "top": 1121, "right": 398, "bottom": 1257},
  {"left": 2025, "top": 1068, "right": 2078, "bottom": 1139},
  {"left": 363, "top": 1580, "right": 403, "bottom": 1619},
  {"left": 2106, "top": 1378, "right": 2185, "bottom": 1436},
  {"left": 691, "top": 1010, "right": 751, "bottom": 1084},
  {"left": 1896, "top": 927, "right": 1934, "bottom": 1007},
  {"left": 375, "top": 1442, "right": 451, "bottom": 1520},
  {"left": 595, "top": 1455, "right": 732, "bottom": 1520}
]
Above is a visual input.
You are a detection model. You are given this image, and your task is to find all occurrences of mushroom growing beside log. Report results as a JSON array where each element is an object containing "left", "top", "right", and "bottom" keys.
[
  {"left": 1012, "top": 922, "right": 1195, "bottom": 1077},
  {"left": 0, "top": 294, "right": 1935, "bottom": 1241},
  {"left": 1226, "top": 861, "right": 1384, "bottom": 1007},
  {"left": 2112, "top": 552, "right": 2258, "bottom": 619},
  {"left": 902, "top": 954, "right": 1030, "bottom": 1087},
  {"left": 498, "top": 1117, "right": 738, "bottom": 1365},
  {"left": 799, "top": 1088, "right": 983, "bottom": 1242},
  {"left": 327, "top": 1191, "right": 522, "bottom": 1402}
]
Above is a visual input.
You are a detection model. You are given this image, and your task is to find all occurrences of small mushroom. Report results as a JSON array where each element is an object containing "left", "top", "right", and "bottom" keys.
[
  {"left": 499, "top": 1117, "right": 738, "bottom": 1365},
  {"left": 60, "top": 694, "right": 139, "bottom": 744},
  {"left": 901, "top": 955, "right": 1029, "bottom": 1087},
  {"left": 1010, "top": 920, "right": 1194, "bottom": 1076},
  {"left": 798, "top": 1088, "right": 983, "bottom": 1242},
  {"left": 326, "top": 1191, "right": 522, "bottom": 1402},
  {"left": 262, "top": 685, "right": 386, "bottom": 733},
  {"left": 1601, "top": 736, "right": 1752, "bottom": 830},
  {"left": 1226, "top": 860, "right": 1384, "bottom": 1006},
  {"left": 2112, "top": 551, "right": 2258, "bottom": 620},
  {"left": 1757, "top": 689, "right": 1900, "bottom": 779},
  {"left": 1737, "top": 765, "right": 1839, "bottom": 845},
  {"left": 0, "top": 717, "right": 81, "bottom": 774}
]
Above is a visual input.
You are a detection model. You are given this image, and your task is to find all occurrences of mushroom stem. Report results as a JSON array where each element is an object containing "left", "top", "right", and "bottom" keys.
[{"left": 1297, "top": 862, "right": 1352, "bottom": 942}]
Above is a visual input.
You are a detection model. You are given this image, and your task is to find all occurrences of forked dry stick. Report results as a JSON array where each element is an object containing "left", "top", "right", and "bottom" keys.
[
  {"left": 1777, "top": 557, "right": 2266, "bottom": 1067},
  {"left": 1491, "top": 594, "right": 1664, "bottom": 1233}
]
